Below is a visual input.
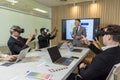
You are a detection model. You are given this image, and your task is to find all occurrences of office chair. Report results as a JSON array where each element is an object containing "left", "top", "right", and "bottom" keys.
[{"left": 106, "top": 63, "right": 120, "bottom": 80}]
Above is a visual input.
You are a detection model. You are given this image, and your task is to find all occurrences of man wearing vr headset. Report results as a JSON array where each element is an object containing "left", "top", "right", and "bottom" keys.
[
  {"left": 67, "top": 25, "right": 120, "bottom": 80},
  {"left": 38, "top": 27, "right": 58, "bottom": 48},
  {"left": 7, "top": 25, "right": 36, "bottom": 55}
]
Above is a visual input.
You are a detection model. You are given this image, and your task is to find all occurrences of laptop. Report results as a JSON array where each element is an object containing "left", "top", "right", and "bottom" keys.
[
  {"left": 57, "top": 42, "right": 64, "bottom": 49},
  {"left": 1, "top": 48, "right": 31, "bottom": 66},
  {"left": 47, "top": 46, "right": 73, "bottom": 66},
  {"left": 67, "top": 43, "right": 82, "bottom": 52}
]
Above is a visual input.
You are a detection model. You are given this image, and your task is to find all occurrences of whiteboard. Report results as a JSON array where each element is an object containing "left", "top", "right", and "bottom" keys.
[{"left": 0, "top": 8, "right": 51, "bottom": 46}]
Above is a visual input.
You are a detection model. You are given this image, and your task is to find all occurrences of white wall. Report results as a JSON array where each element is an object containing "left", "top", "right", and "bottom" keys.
[{"left": 0, "top": 8, "right": 51, "bottom": 46}]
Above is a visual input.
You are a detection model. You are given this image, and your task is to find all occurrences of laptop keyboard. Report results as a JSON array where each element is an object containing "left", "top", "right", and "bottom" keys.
[
  {"left": 57, "top": 58, "right": 67, "bottom": 63},
  {"left": 73, "top": 49, "right": 82, "bottom": 52},
  {"left": 56, "top": 57, "right": 73, "bottom": 66}
]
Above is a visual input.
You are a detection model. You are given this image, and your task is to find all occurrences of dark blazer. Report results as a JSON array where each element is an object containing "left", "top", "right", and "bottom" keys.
[
  {"left": 79, "top": 45, "right": 120, "bottom": 80},
  {"left": 38, "top": 33, "right": 56, "bottom": 49},
  {"left": 7, "top": 36, "right": 34, "bottom": 55},
  {"left": 88, "top": 44, "right": 103, "bottom": 55},
  {"left": 72, "top": 26, "right": 86, "bottom": 47}
]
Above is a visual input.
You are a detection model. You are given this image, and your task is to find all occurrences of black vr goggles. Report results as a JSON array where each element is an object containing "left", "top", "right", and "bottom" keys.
[
  {"left": 96, "top": 29, "right": 120, "bottom": 37},
  {"left": 44, "top": 29, "right": 49, "bottom": 32},
  {"left": 13, "top": 28, "right": 24, "bottom": 33},
  {"left": 40, "top": 28, "right": 49, "bottom": 33},
  {"left": 10, "top": 26, "right": 24, "bottom": 33}
]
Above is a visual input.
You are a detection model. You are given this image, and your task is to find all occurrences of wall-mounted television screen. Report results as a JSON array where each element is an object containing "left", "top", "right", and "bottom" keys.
[{"left": 62, "top": 18, "right": 100, "bottom": 41}]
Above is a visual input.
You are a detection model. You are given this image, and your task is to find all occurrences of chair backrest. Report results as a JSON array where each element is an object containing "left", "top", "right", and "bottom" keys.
[
  {"left": 28, "top": 41, "right": 36, "bottom": 49},
  {"left": 0, "top": 46, "right": 11, "bottom": 54},
  {"left": 106, "top": 63, "right": 120, "bottom": 80}
]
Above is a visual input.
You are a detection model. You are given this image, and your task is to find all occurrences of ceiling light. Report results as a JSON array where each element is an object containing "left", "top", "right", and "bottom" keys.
[
  {"left": 6, "top": 0, "right": 18, "bottom": 3},
  {"left": 33, "top": 8, "right": 48, "bottom": 13}
]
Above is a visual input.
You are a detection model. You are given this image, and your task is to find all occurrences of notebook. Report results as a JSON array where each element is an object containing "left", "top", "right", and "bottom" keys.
[{"left": 26, "top": 72, "right": 52, "bottom": 80}]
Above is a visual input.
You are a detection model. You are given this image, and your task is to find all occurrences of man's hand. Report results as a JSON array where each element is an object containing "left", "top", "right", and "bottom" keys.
[
  {"left": 80, "top": 35, "right": 89, "bottom": 45},
  {"left": 3, "top": 55, "right": 17, "bottom": 61},
  {"left": 51, "top": 27, "right": 56, "bottom": 34},
  {"left": 75, "top": 36, "right": 81, "bottom": 39},
  {"left": 54, "top": 29, "right": 58, "bottom": 36},
  {"left": 72, "top": 34, "right": 76, "bottom": 39},
  {"left": 79, "top": 63, "right": 87, "bottom": 69},
  {"left": 93, "top": 37, "right": 102, "bottom": 50},
  {"left": 26, "top": 34, "right": 34, "bottom": 45},
  {"left": 53, "top": 27, "right": 56, "bottom": 32},
  {"left": 56, "top": 29, "right": 58, "bottom": 33},
  {"left": 34, "top": 28, "right": 37, "bottom": 36}
]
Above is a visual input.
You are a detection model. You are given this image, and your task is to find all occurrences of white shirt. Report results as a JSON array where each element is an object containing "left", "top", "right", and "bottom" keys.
[
  {"left": 11, "top": 35, "right": 18, "bottom": 40},
  {"left": 103, "top": 44, "right": 119, "bottom": 50},
  {"left": 77, "top": 26, "right": 81, "bottom": 32}
]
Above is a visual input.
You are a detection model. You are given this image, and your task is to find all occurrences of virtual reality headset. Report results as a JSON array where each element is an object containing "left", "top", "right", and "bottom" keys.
[
  {"left": 44, "top": 29, "right": 49, "bottom": 32},
  {"left": 96, "top": 29, "right": 120, "bottom": 37},
  {"left": 40, "top": 28, "right": 49, "bottom": 33},
  {"left": 10, "top": 25, "right": 24, "bottom": 33},
  {"left": 14, "top": 28, "right": 24, "bottom": 33}
]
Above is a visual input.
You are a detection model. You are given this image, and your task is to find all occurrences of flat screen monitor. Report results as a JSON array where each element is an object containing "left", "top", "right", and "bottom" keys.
[{"left": 62, "top": 18, "right": 100, "bottom": 41}]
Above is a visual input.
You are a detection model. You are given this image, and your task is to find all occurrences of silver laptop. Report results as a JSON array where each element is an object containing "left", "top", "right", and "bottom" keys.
[
  {"left": 47, "top": 46, "right": 73, "bottom": 66},
  {"left": 57, "top": 42, "right": 64, "bottom": 49},
  {"left": 1, "top": 48, "right": 31, "bottom": 66},
  {"left": 67, "top": 43, "right": 82, "bottom": 52}
]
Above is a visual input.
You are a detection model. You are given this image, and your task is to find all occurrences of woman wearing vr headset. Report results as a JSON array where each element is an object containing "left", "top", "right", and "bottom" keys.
[
  {"left": 38, "top": 27, "right": 58, "bottom": 49},
  {"left": 7, "top": 25, "right": 37, "bottom": 55},
  {"left": 67, "top": 25, "right": 120, "bottom": 80}
]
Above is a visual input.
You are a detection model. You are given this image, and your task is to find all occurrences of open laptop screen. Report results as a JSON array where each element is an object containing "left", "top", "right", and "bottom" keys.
[{"left": 47, "top": 46, "right": 62, "bottom": 62}]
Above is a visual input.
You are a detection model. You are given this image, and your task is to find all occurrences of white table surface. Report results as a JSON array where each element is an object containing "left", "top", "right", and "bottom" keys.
[{"left": 0, "top": 47, "right": 89, "bottom": 80}]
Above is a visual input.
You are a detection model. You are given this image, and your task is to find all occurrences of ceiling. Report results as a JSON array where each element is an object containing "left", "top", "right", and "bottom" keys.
[
  {"left": 35, "top": 0, "right": 93, "bottom": 6},
  {"left": 0, "top": 0, "right": 51, "bottom": 19},
  {"left": 0, "top": 0, "right": 93, "bottom": 19}
]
